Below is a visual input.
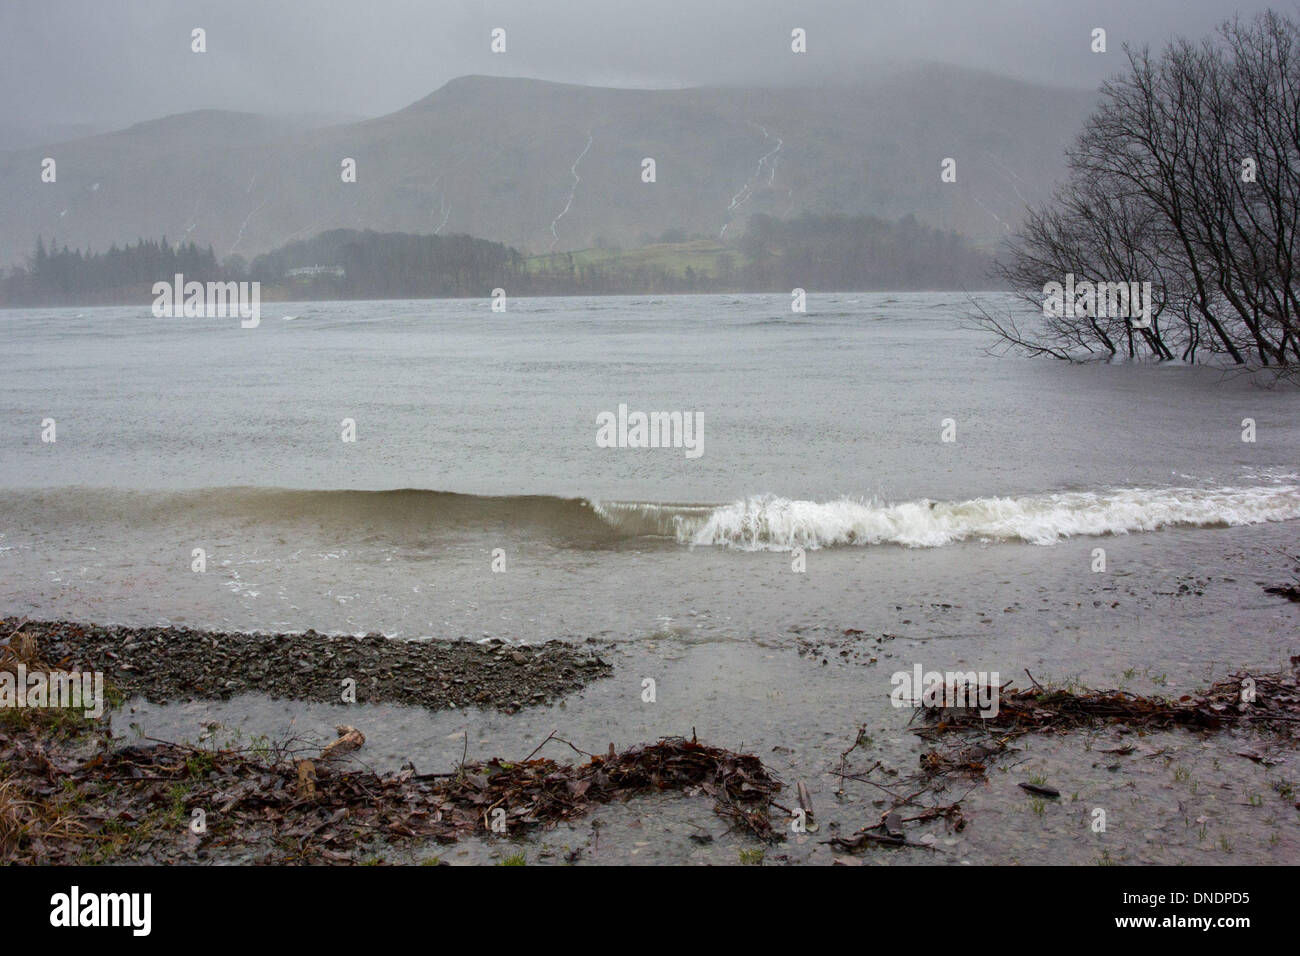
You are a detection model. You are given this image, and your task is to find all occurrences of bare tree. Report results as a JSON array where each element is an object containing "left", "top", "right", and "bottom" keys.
[{"left": 976, "top": 10, "right": 1300, "bottom": 380}]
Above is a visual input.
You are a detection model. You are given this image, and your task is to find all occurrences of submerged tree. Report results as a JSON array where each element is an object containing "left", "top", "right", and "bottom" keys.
[{"left": 976, "top": 10, "right": 1300, "bottom": 378}]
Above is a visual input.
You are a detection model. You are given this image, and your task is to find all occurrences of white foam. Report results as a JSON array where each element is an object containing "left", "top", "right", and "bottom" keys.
[{"left": 680, "top": 486, "right": 1300, "bottom": 551}]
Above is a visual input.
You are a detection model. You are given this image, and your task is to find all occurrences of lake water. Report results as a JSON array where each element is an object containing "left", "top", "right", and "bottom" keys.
[
  {"left": 1, "top": 292, "right": 1297, "bottom": 640},
  {"left": 6, "top": 292, "right": 1300, "bottom": 863}
]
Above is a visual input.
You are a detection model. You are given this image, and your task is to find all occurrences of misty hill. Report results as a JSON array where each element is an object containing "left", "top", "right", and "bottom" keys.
[
  {"left": 0, "top": 121, "right": 114, "bottom": 152},
  {"left": 0, "top": 66, "right": 1095, "bottom": 269}
]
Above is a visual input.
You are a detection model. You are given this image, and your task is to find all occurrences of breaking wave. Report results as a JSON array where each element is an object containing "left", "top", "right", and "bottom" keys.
[
  {"left": 3, "top": 485, "right": 1297, "bottom": 551},
  {"left": 678, "top": 486, "right": 1300, "bottom": 550}
]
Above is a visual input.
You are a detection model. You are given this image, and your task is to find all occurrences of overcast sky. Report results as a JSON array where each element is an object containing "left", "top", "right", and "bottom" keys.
[{"left": 1, "top": 0, "right": 1289, "bottom": 131}]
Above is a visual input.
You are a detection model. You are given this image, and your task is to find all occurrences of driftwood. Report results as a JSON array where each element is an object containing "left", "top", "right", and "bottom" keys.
[
  {"left": 829, "top": 660, "right": 1299, "bottom": 857},
  {"left": 0, "top": 729, "right": 783, "bottom": 864}
]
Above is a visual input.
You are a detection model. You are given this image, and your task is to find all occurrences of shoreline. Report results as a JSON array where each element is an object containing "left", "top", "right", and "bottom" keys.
[{"left": 3, "top": 613, "right": 1297, "bottom": 865}]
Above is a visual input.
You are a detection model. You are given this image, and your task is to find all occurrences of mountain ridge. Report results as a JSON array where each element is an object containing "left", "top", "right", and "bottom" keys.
[{"left": 0, "top": 65, "right": 1096, "bottom": 268}]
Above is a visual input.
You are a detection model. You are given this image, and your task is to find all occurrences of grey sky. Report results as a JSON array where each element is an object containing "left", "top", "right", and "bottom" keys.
[{"left": 0, "top": 0, "right": 1288, "bottom": 130}]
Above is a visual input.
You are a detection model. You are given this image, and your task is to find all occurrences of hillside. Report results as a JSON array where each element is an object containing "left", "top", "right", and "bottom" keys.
[{"left": 0, "top": 66, "right": 1095, "bottom": 268}]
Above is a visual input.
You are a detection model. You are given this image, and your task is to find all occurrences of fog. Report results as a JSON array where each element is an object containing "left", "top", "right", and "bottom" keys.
[{"left": 0, "top": 0, "right": 1286, "bottom": 132}]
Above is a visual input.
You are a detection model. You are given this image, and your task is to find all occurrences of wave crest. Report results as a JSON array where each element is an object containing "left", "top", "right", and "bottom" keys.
[
  {"left": 678, "top": 486, "right": 1300, "bottom": 551},
  {"left": 5, "top": 485, "right": 1296, "bottom": 551}
]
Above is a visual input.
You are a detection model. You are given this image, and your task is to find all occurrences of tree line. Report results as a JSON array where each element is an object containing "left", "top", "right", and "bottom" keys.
[
  {"left": 0, "top": 215, "right": 994, "bottom": 306},
  {"left": 0, "top": 237, "right": 221, "bottom": 305},
  {"left": 737, "top": 213, "right": 992, "bottom": 290},
  {"left": 246, "top": 229, "right": 522, "bottom": 298}
]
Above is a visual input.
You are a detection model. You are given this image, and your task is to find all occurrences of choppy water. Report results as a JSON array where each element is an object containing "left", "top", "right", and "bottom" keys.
[
  {"left": 1, "top": 292, "right": 1297, "bottom": 637},
  {"left": 8, "top": 292, "right": 1300, "bottom": 865}
]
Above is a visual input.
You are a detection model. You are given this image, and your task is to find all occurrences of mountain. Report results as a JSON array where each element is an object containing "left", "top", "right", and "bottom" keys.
[
  {"left": 0, "top": 122, "right": 115, "bottom": 152},
  {"left": 0, "top": 66, "right": 1096, "bottom": 269}
]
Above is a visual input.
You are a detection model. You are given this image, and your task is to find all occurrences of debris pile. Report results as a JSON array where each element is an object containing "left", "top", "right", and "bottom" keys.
[
  {"left": 917, "top": 661, "right": 1300, "bottom": 742},
  {"left": 1, "top": 626, "right": 52, "bottom": 674},
  {"left": 827, "top": 725, "right": 971, "bottom": 855},
  {"left": 0, "top": 730, "right": 782, "bottom": 864},
  {"left": 828, "top": 661, "right": 1300, "bottom": 857}
]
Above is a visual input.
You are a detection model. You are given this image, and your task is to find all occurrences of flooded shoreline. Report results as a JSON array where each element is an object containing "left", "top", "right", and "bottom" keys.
[
  {"left": 4, "top": 520, "right": 1298, "bottom": 865},
  {"left": 4, "top": 293, "right": 1298, "bottom": 864}
]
